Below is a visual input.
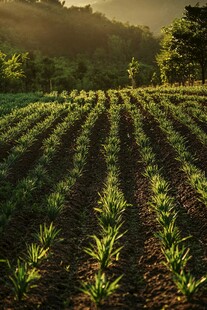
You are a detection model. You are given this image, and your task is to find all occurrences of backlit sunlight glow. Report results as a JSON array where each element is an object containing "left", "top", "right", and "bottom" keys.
[{"left": 65, "top": 0, "right": 98, "bottom": 6}]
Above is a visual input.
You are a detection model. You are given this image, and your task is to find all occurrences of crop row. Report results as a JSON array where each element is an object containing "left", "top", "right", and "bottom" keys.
[
  {"left": 121, "top": 90, "right": 206, "bottom": 299},
  {"left": 0, "top": 87, "right": 207, "bottom": 308},
  {"left": 0, "top": 91, "right": 105, "bottom": 301},
  {"left": 81, "top": 90, "right": 128, "bottom": 306}
]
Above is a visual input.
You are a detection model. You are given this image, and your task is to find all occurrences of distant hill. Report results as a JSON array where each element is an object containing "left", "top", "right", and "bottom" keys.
[
  {"left": 0, "top": 1, "right": 160, "bottom": 90},
  {"left": 89, "top": 0, "right": 207, "bottom": 34}
]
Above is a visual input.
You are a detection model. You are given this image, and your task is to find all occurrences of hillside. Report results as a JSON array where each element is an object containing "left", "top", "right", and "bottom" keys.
[
  {"left": 0, "top": 2, "right": 160, "bottom": 91},
  {"left": 0, "top": 2, "right": 158, "bottom": 58},
  {"left": 90, "top": 0, "right": 207, "bottom": 33}
]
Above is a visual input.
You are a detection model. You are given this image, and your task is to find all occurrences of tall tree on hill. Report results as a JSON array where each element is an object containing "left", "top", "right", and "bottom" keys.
[
  {"left": 176, "top": 4, "right": 207, "bottom": 84},
  {"left": 157, "top": 4, "right": 207, "bottom": 85},
  {"left": 156, "top": 28, "right": 198, "bottom": 85},
  {"left": 127, "top": 57, "right": 139, "bottom": 88}
]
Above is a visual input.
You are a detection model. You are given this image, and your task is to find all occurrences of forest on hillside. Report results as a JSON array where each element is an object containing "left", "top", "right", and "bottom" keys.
[
  {"left": 0, "top": 1, "right": 159, "bottom": 92},
  {"left": 0, "top": 1, "right": 206, "bottom": 92}
]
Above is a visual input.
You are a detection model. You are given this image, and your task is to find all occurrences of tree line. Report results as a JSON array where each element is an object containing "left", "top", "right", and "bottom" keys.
[
  {"left": 0, "top": 1, "right": 206, "bottom": 92},
  {"left": 0, "top": 1, "right": 159, "bottom": 92}
]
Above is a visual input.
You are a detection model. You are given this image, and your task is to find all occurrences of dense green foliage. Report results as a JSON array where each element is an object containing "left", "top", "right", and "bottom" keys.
[
  {"left": 157, "top": 4, "right": 207, "bottom": 85},
  {"left": 0, "top": 1, "right": 159, "bottom": 91}
]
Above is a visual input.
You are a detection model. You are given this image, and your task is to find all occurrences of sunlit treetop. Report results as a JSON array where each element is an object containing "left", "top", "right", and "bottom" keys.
[{"left": 157, "top": 4, "right": 207, "bottom": 85}]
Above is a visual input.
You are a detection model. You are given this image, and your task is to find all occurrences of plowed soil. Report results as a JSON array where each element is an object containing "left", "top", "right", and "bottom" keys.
[{"left": 0, "top": 93, "right": 207, "bottom": 309}]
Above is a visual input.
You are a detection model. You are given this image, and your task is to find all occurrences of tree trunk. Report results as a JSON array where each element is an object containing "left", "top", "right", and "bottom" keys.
[
  {"left": 131, "top": 78, "right": 136, "bottom": 89},
  {"left": 49, "top": 79, "right": 53, "bottom": 92},
  {"left": 201, "top": 64, "right": 206, "bottom": 85}
]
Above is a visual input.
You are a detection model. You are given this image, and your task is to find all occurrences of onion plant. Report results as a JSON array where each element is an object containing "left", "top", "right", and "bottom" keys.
[{"left": 95, "top": 183, "right": 127, "bottom": 231}]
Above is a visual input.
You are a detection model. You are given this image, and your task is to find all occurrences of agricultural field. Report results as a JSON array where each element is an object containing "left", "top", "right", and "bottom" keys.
[{"left": 0, "top": 86, "right": 207, "bottom": 309}]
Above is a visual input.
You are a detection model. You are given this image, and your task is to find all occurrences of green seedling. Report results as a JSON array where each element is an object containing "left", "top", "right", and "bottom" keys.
[
  {"left": 80, "top": 271, "right": 122, "bottom": 307},
  {"left": 85, "top": 230, "right": 123, "bottom": 270},
  {"left": 156, "top": 221, "right": 190, "bottom": 249},
  {"left": 156, "top": 209, "right": 177, "bottom": 227},
  {"left": 174, "top": 270, "right": 206, "bottom": 300},
  {"left": 24, "top": 243, "right": 49, "bottom": 267},
  {"left": 151, "top": 175, "right": 170, "bottom": 194},
  {"left": 2, "top": 259, "right": 41, "bottom": 301},
  {"left": 46, "top": 192, "right": 64, "bottom": 220},
  {"left": 1, "top": 201, "right": 15, "bottom": 218},
  {"left": 150, "top": 193, "right": 174, "bottom": 213},
  {"left": 163, "top": 244, "right": 191, "bottom": 274},
  {"left": 96, "top": 187, "right": 127, "bottom": 230},
  {"left": 15, "top": 177, "right": 37, "bottom": 204},
  {"left": 35, "top": 222, "right": 61, "bottom": 249},
  {"left": 144, "top": 164, "right": 159, "bottom": 178},
  {"left": 0, "top": 212, "right": 8, "bottom": 233}
]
